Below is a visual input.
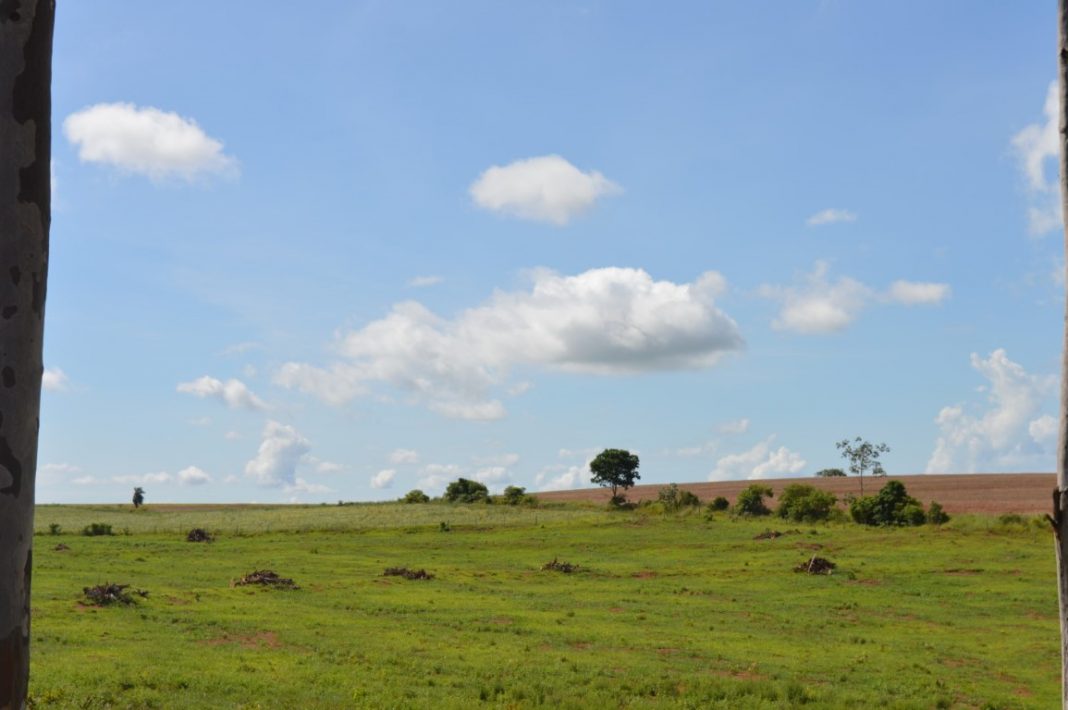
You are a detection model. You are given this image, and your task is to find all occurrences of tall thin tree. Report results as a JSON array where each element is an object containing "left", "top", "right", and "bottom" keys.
[{"left": 0, "top": 2, "right": 53, "bottom": 708}]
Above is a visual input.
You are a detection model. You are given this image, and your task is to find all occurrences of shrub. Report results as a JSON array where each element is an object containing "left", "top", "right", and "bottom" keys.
[
  {"left": 777, "top": 484, "right": 837, "bottom": 522},
  {"left": 709, "top": 496, "right": 730, "bottom": 511},
  {"left": 850, "top": 480, "right": 926, "bottom": 526},
  {"left": 82, "top": 523, "right": 114, "bottom": 537},
  {"left": 815, "top": 468, "right": 846, "bottom": 477},
  {"left": 657, "top": 484, "right": 701, "bottom": 512},
  {"left": 443, "top": 478, "right": 489, "bottom": 503},
  {"left": 927, "top": 501, "right": 950, "bottom": 525},
  {"left": 48, "top": 523, "right": 61, "bottom": 535},
  {"left": 402, "top": 489, "right": 430, "bottom": 504},
  {"left": 499, "top": 485, "right": 532, "bottom": 506},
  {"left": 998, "top": 513, "right": 1027, "bottom": 526},
  {"left": 734, "top": 484, "right": 773, "bottom": 516}
]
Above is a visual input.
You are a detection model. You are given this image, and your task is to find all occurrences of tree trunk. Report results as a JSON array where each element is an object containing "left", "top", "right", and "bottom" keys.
[{"left": 0, "top": 3, "right": 53, "bottom": 709}]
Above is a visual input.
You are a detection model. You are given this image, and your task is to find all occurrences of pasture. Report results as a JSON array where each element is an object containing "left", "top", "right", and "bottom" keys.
[{"left": 27, "top": 502, "right": 1060, "bottom": 708}]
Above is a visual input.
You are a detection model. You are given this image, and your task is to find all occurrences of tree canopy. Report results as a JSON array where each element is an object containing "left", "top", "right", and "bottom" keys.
[{"left": 589, "top": 449, "right": 640, "bottom": 500}]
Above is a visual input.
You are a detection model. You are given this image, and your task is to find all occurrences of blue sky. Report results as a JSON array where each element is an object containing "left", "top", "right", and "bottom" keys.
[{"left": 38, "top": 1, "right": 1066, "bottom": 503}]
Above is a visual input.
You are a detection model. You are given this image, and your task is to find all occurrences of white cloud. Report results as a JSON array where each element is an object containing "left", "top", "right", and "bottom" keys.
[
  {"left": 708, "top": 437, "right": 806, "bottom": 481},
  {"left": 113, "top": 472, "right": 172, "bottom": 485},
  {"left": 40, "top": 462, "right": 81, "bottom": 475},
  {"left": 474, "top": 466, "right": 510, "bottom": 485},
  {"left": 717, "top": 417, "right": 750, "bottom": 435},
  {"left": 886, "top": 280, "right": 951, "bottom": 306},
  {"left": 927, "top": 349, "right": 1057, "bottom": 473},
  {"left": 177, "top": 376, "right": 267, "bottom": 411},
  {"left": 473, "top": 452, "right": 520, "bottom": 467},
  {"left": 1011, "top": 82, "right": 1063, "bottom": 235},
  {"left": 389, "top": 448, "right": 420, "bottom": 465},
  {"left": 72, "top": 476, "right": 102, "bottom": 486},
  {"left": 371, "top": 469, "right": 396, "bottom": 489},
  {"left": 316, "top": 460, "right": 343, "bottom": 473},
  {"left": 245, "top": 421, "right": 311, "bottom": 487},
  {"left": 469, "top": 155, "right": 620, "bottom": 225},
  {"left": 408, "top": 275, "right": 443, "bottom": 288},
  {"left": 42, "top": 367, "right": 68, "bottom": 392},
  {"left": 63, "top": 102, "right": 237, "bottom": 181},
  {"left": 276, "top": 267, "right": 742, "bottom": 419},
  {"left": 417, "top": 463, "right": 463, "bottom": 494},
  {"left": 760, "top": 262, "right": 870, "bottom": 334},
  {"left": 760, "top": 262, "right": 951, "bottom": 334},
  {"left": 535, "top": 462, "right": 591, "bottom": 491},
  {"left": 286, "top": 477, "right": 331, "bottom": 494},
  {"left": 177, "top": 466, "right": 212, "bottom": 486},
  {"left": 806, "top": 208, "right": 857, "bottom": 226},
  {"left": 224, "top": 431, "right": 241, "bottom": 441}
]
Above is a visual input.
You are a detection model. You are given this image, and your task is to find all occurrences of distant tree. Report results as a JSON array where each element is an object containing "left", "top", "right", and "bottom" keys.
[
  {"left": 589, "top": 449, "right": 640, "bottom": 502},
  {"left": 132, "top": 487, "right": 145, "bottom": 509},
  {"left": 734, "top": 484, "right": 773, "bottom": 517},
  {"left": 500, "top": 486, "right": 529, "bottom": 505},
  {"left": 777, "top": 484, "right": 837, "bottom": 522},
  {"left": 443, "top": 478, "right": 489, "bottom": 503},
  {"left": 401, "top": 489, "right": 430, "bottom": 504},
  {"left": 657, "top": 483, "right": 700, "bottom": 512},
  {"left": 835, "top": 438, "right": 890, "bottom": 496},
  {"left": 927, "top": 501, "right": 950, "bottom": 525},
  {"left": 849, "top": 480, "right": 925, "bottom": 527},
  {"left": 709, "top": 496, "right": 730, "bottom": 511},
  {"left": 815, "top": 468, "right": 847, "bottom": 478}
]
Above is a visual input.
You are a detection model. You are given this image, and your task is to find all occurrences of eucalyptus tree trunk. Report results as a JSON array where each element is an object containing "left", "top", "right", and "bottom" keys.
[
  {"left": 0, "top": 2, "right": 53, "bottom": 709},
  {"left": 1057, "top": 3, "right": 1068, "bottom": 707}
]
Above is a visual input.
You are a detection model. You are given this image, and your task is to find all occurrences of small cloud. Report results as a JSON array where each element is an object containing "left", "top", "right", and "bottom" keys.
[
  {"left": 286, "top": 477, "right": 331, "bottom": 494},
  {"left": 469, "top": 154, "right": 620, "bottom": 225},
  {"left": 407, "top": 275, "right": 443, "bottom": 288},
  {"left": 72, "top": 475, "right": 102, "bottom": 486},
  {"left": 113, "top": 472, "right": 172, "bottom": 485},
  {"left": 177, "top": 376, "right": 267, "bottom": 411},
  {"left": 63, "top": 102, "right": 237, "bottom": 182},
  {"left": 806, "top": 208, "right": 857, "bottom": 226},
  {"left": 316, "top": 461, "right": 343, "bottom": 473},
  {"left": 42, "top": 368, "right": 69, "bottom": 392},
  {"left": 886, "top": 280, "right": 951, "bottom": 306},
  {"left": 40, "top": 462, "right": 81, "bottom": 475},
  {"left": 244, "top": 421, "right": 311, "bottom": 487},
  {"left": 717, "top": 418, "right": 750, "bottom": 435},
  {"left": 1011, "top": 82, "right": 1063, "bottom": 235},
  {"left": 177, "top": 466, "right": 212, "bottom": 485},
  {"left": 534, "top": 463, "right": 590, "bottom": 492},
  {"left": 389, "top": 448, "right": 420, "bottom": 465},
  {"left": 224, "top": 431, "right": 240, "bottom": 441},
  {"left": 708, "top": 437, "right": 806, "bottom": 481},
  {"left": 220, "top": 341, "right": 262, "bottom": 357},
  {"left": 371, "top": 469, "right": 396, "bottom": 489},
  {"left": 759, "top": 261, "right": 870, "bottom": 334}
]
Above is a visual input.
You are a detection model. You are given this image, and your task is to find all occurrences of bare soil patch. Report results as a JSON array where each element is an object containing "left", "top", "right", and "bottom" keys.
[
  {"left": 542, "top": 558, "right": 580, "bottom": 573},
  {"left": 233, "top": 570, "right": 300, "bottom": 589},
  {"left": 383, "top": 567, "right": 434, "bottom": 580},
  {"left": 535, "top": 473, "right": 1055, "bottom": 515}
]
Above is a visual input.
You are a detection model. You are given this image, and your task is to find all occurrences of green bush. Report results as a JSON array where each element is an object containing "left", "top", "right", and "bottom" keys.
[
  {"left": 850, "top": 480, "right": 926, "bottom": 527},
  {"left": 657, "top": 484, "right": 701, "bottom": 512},
  {"left": 734, "top": 484, "right": 773, "bottom": 517},
  {"left": 401, "top": 489, "right": 430, "bottom": 504},
  {"left": 709, "top": 496, "right": 730, "bottom": 511},
  {"left": 815, "top": 468, "right": 846, "bottom": 477},
  {"left": 499, "top": 485, "right": 534, "bottom": 506},
  {"left": 776, "top": 484, "right": 837, "bottom": 522},
  {"left": 444, "top": 478, "right": 489, "bottom": 503},
  {"left": 82, "top": 523, "right": 114, "bottom": 537},
  {"left": 48, "top": 523, "right": 62, "bottom": 535},
  {"left": 927, "top": 501, "right": 950, "bottom": 525}
]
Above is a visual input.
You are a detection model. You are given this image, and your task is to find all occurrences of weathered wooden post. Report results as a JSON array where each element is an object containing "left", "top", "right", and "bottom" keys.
[{"left": 0, "top": 2, "right": 53, "bottom": 708}]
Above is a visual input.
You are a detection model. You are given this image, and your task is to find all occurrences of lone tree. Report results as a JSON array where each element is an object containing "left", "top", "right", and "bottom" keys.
[
  {"left": 443, "top": 478, "right": 489, "bottom": 503},
  {"left": 132, "top": 487, "right": 145, "bottom": 509},
  {"left": 0, "top": 3, "right": 54, "bottom": 707},
  {"left": 589, "top": 448, "right": 640, "bottom": 503},
  {"left": 815, "top": 467, "right": 846, "bottom": 477},
  {"left": 835, "top": 438, "right": 889, "bottom": 496}
]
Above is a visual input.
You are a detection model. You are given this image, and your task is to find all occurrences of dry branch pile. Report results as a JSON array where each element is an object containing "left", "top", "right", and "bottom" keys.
[
  {"left": 232, "top": 570, "right": 300, "bottom": 589},
  {"left": 794, "top": 555, "right": 836, "bottom": 575},
  {"left": 186, "top": 528, "right": 214, "bottom": 542},
  {"left": 383, "top": 567, "right": 434, "bottom": 580},
  {"left": 753, "top": 530, "right": 783, "bottom": 540},
  {"left": 82, "top": 583, "right": 148, "bottom": 606},
  {"left": 542, "top": 558, "right": 580, "bottom": 573}
]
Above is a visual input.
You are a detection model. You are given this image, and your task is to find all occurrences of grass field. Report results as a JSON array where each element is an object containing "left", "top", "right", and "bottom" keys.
[{"left": 27, "top": 503, "right": 1060, "bottom": 708}]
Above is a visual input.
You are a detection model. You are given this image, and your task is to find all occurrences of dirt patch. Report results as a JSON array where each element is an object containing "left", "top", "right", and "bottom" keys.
[
  {"left": 609, "top": 607, "right": 624, "bottom": 613},
  {"left": 632, "top": 570, "right": 657, "bottom": 579},
  {"left": 53, "top": 543, "right": 70, "bottom": 552},
  {"left": 232, "top": 570, "right": 300, "bottom": 590},
  {"left": 794, "top": 556, "right": 836, "bottom": 575},
  {"left": 82, "top": 583, "right": 148, "bottom": 606},
  {"left": 186, "top": 528, "right": 214, "bottom": 542},
  {"left": 542, "top": 558, "right": 580, "bottom": 573},
  {"left": 943, "top": 568, "right": 984, "bottom": 576},
  {"left": 753, "top": 530, "right": 783, "bottom": 540},
  {"left": 383, "top": 567, "right": 434, "bottom": 580}
]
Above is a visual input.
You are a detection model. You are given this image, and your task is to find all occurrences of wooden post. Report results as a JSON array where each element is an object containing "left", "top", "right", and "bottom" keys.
[{"left": 0, "top": 2, "right": 53, "bottom": 708}]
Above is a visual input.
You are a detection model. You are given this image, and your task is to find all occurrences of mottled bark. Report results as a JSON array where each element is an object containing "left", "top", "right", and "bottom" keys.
[{"left": 0, "top": 2, "right": 52, "bottom": 709}]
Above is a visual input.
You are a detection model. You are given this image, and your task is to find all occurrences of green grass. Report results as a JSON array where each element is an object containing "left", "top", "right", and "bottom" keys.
[{"left": 28, "top": 504, "right": 1060, "bottom": 708}]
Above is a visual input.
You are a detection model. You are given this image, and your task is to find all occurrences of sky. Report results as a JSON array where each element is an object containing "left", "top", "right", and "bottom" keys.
[{"left": 37, "top": 1, "right": 1068, "bottom": 503}]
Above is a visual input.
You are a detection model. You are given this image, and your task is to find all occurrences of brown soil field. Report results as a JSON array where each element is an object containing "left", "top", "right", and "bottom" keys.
[{"left": 535, "top": 473, "right": 1057, "bottom": 515}]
